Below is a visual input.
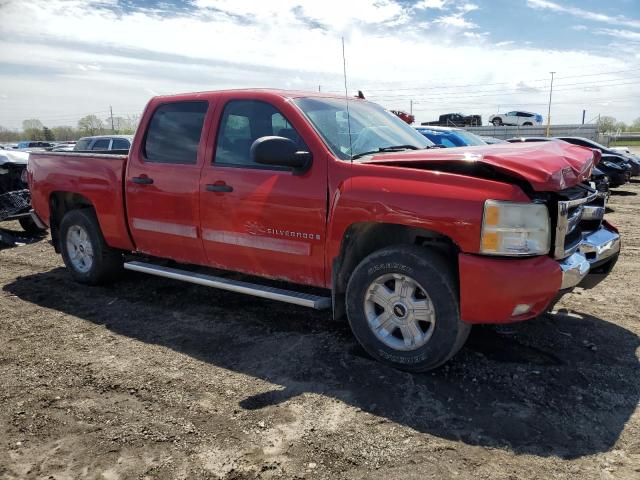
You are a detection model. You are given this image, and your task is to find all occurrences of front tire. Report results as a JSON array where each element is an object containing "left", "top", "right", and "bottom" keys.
[
  {"left": 59, "top": 209, "right": 123, "bottom": 285},
  {"left": 346, "top": 246, "right": 470, "bottom": 372},
  {"left": 492, "top": 118, "right": 502, "bottom": 126}
]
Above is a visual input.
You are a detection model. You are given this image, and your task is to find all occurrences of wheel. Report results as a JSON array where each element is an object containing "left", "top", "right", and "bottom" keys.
[
  {"left": 19, "top": 216, "right": 47, "bottom": 235},
  {"left": 523, "top": 122, "right": 533, "bottom": 126},
  {"left": 492, "top": 118, "right": 502, "bottom": 126},
  {"left": 59, "top": 209, "right": 123, "bottom": 285},
  {"left": 345, "top": 245, "right": 470, "bottom": 372}
]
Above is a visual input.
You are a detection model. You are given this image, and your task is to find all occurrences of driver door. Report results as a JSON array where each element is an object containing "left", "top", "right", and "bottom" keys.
[{"left": 199, "top": 97, "right": 327, "bottom": 286}]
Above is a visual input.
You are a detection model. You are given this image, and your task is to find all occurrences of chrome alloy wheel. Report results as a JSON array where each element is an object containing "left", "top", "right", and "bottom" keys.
[
  {"left": 364, "top": 273, "right": 436, "bottom": 351},
  {"left": 66, "top": 224, "right": 94, "bottom": 273}
]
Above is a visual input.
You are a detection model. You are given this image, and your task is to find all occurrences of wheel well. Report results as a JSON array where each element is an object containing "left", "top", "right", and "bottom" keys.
[
  {"left": 331, "top": 222, "right": 459, "bottom": 321},
  {"left": 49, "top": 192, "right": 94, "bottom": 253}
]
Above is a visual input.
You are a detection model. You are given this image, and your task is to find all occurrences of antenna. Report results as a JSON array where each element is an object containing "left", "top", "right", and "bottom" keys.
[{"left": 341, "top": 37, "right": 353, "bottom": 162}]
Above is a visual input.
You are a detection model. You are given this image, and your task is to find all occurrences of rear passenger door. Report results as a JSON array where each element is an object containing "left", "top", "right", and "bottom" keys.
[
  {"left": 199, "top": 97, "right": 327, "bottom": 286},
  {"left": 126, "top": 100, "right": 212, "bottom": 264}
]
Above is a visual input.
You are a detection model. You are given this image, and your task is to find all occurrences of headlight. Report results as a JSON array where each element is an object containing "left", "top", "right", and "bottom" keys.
[{"left": 480, "top": 200, "right": 550, "bottom": 256}]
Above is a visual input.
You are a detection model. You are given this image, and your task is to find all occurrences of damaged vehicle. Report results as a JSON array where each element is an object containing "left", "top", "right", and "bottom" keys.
[
  {"left": 28, "top": 90, "right": 620, "bottom": 372},
  {"left": 0, "top": 150, "right": 46, "bottom": 236}
]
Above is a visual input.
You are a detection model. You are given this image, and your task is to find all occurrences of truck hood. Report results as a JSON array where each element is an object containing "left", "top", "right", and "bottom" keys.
[
  {"left": 0, "top": 150, "right": 29, "bottom": 166},
  {"left": 362, "top": 141, "right": 597, "bottom": 192}
]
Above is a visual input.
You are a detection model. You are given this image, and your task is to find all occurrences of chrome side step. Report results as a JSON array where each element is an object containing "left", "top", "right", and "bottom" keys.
[{"left": 123, "top": 261, "right": 331, "bottom": 310}]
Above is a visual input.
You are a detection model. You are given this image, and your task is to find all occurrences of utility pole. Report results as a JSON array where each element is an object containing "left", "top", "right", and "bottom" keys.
[
  {"left": 110, "top": 106, "right": 115, "bottom": 133},
  {"left": 545, "top": 71, "right": 555, "bottom": 137},
  {"left": 410, "top": 100, "right": 413, "bottom": 115},
  {"left": 582, "top": 109, "right": 586, "bottom": 125},
  {"left": 318, "top": 85, "right": 321, "bottom": 92}
]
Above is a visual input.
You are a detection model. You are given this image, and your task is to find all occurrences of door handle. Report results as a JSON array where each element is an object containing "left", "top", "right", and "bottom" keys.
[
  {"left": 131, "top": 176, "right": 154, "bottom": 185},
  {"left": 206, "top": 183, "right": 233, "bottom": 193}
]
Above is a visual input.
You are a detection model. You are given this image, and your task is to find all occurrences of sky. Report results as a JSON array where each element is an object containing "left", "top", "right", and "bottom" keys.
[{"left": 0, "top": 0, "right": 638, "bottom": 130}]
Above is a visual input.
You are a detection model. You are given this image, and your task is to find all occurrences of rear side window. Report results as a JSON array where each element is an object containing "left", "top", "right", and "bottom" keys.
[
  {"left": 74, "top": 138, "right": 91, "bottom": 151},
  {"left": 91, "top": 139, "right": 110, "bottom": 150},
  {"left": 112, "top": 138, "right": 130, "bottom": 150},
  {"left": 144, "top": 101, "right": 208, "bottom": 164}
]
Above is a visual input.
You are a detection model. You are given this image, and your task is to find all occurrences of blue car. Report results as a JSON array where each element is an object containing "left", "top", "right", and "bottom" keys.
[{"left": 415, "top": 126, "right": 486, "bottom": 147}]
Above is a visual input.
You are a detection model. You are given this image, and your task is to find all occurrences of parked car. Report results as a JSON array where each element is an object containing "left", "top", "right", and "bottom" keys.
[
  {"left": 555, "top": 137, "right": 640, "bottom": 176},
  {"left": 415, "top": 126, "right": 486, "bottom": 147},
  {"left": 74, "top": 135, "right": 133, "bottom": 152},
  {"left": 610, "top": 146, "right": 632, "bottom": 155},
  {"left": 28, "top": 89, "right": 620, "bottom": 372},
  {"left": 480, "top": 136, "right": 507, "bottom": 144},
  {"left": 599, "top": 155, "right": 632, "bottom": 187},
  {"left": 16, "top": 141, "right": 54, "bottom": 151},
  {"left": 489, "top": 111, "right": 543, "bottom": 127},
  {"left": 507, "top": 136, "right": 629, "bottom": 187},
  {"left": 422, "top": 113, "right": 482, "bottom": 127},
  {"left": 0, "top": 150, "right": 46, "bottom": 234},
  {"left": 51, "top": 142, "right": 77, "bottom": 152}
]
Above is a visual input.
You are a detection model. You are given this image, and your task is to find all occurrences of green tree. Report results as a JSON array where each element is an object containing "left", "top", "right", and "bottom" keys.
[
  {"left": 22, "top": 118, "right": 44, "bottom": 140},
  {"left": 111, "top": 115, "right": 139, "bottom": 134},
  {"left": 51, "top": 126, "right": 77, "bottom": 141},
  {"left": 78, "top": 115, "right": 104, "bottom": 136},
  {"left": 631, "top": 117, "right": 640, "bottom": 131},
  {"left": 42, "top": 126, "right": 55, "bottom": 141},
  {"left": 597, "top": 116, "right": 618, "bottom": 134},
  {"left": 0, "top": 126, "right": 21, "bottom": 142}
]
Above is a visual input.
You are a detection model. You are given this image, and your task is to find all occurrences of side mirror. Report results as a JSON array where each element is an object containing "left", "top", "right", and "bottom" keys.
[{"left": 250, "top": 136, "right": 312, "bottom": 173}]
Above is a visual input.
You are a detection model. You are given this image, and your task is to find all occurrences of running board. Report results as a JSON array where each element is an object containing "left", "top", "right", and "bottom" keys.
[{"left": 123, "top": 261, "right": 331, "bottom": 310}]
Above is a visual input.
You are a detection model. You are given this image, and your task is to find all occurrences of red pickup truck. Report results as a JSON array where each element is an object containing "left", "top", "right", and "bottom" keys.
[{"left": 28, "top": 89, "right": 620, "bottom": 371}]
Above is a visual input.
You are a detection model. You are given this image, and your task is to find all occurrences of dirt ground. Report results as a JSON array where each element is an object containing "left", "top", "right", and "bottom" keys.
[{"left": 1, "top": 182, "right": 639, "bottom": 480}]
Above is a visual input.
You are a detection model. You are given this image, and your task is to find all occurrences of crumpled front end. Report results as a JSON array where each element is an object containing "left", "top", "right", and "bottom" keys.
[{"left": 459, "top": 184, "right": 620, "bottom": 324}]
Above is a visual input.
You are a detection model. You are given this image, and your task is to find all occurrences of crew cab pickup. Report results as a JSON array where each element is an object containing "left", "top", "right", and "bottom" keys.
[{"left": 28, "top": 89, "right": 620, "bottom": 371}]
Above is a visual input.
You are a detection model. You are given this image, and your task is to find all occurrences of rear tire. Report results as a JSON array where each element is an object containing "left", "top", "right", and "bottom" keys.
[
  {"left": 345, "top": 245, "right": 470, "bottom": 372},
  {"left": 59, "top": 209, "right": 123, "bottom": 285},
  {"left": 523, "top": 122, "right": 533, "bottom": 126},
  {"left": 19, "top": 216, "right": 47, "bottom": 235},
  {"left": 492, "top": 118, "right": 502, "bottom": 126}
]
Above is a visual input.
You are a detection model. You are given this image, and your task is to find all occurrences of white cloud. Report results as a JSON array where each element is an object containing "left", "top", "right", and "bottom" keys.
[
  {"left": 434, "top": 14, "right": 477, "bottom": 29},
  {"left": 0, "top": 0, "right": 637, "bottom": 127},
  {"left": 526, "top": 0, "right": 640, "bottom": 30},
  {"left": 594, "top": 28, "right": 640, "bottom": 42},
  {"left": 414, "top": 0, "right": 448, "bottom": 9}
]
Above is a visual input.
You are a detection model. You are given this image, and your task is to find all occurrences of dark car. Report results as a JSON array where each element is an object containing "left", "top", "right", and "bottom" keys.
[
  {"left": 599, "top": 155, "right": 631, "bottom": 187},
  {"left": 506, "top": 136, "right": 622, "bottom": 189},
  {"left": 74, "top": 135, "right": 133, "bottom": 152},
  {"left": 421, "top": 113, "right": 482, "bottom": 127},
  {"left": 555, "top": 136, "right": 640, "bottom": 177}
]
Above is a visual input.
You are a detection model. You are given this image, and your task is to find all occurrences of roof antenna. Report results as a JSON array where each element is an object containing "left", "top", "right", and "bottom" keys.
[{"left": 341, "top": 36, "right": 354, "bottom": 162}]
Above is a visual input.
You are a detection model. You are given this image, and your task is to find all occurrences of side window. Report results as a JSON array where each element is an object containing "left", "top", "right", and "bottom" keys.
[
  {"left": 214, "top": 100, "right": 307, "bottom": 167},
  {"left": 112, "top": 138, "right": 130, "bottom": 150},
  {"left": 91, "top": 139, "right": 110, "bottom": 150},
  {"left": 144, "top": 101, "right": 208, "bottom": 164}
]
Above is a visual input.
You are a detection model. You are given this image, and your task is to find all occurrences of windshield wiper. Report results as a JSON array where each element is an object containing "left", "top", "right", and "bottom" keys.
[{"left": 351, "top": 145, "right": 421, "bottom": 160}]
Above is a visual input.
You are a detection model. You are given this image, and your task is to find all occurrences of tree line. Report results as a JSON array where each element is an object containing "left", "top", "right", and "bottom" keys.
[{"left": 0, "top": 114, "right": 140, "bottom": 142}]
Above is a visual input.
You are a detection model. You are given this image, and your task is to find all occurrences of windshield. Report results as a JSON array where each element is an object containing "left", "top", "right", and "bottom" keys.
[
  {"left": 293, "top": 97, "right": 433, "bottom": 160},
  {"left": 451, "top": 130, "right": 486, "bottom": 146},
  {"left": 416, "top": 128, "right": 486, "bottom": 147}
]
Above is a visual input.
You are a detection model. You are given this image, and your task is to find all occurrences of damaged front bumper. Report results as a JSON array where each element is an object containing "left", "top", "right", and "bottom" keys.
[{"left": 559, "top": 225, "right": 620, "bottom": 289}]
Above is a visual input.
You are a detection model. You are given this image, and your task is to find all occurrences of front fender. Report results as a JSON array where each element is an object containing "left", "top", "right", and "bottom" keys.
[{"left": 325, "top": 166, "right": 531, "bottom": 285}]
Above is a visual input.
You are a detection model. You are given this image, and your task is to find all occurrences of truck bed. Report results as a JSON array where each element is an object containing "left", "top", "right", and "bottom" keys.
[{"left": 28, "top": 151, "right": 134, "bottom": 250}]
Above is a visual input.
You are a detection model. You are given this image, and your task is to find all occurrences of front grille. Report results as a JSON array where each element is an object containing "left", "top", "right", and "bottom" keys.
[{"left": 552, "top": 186, "right": 602, "bottom": 259}]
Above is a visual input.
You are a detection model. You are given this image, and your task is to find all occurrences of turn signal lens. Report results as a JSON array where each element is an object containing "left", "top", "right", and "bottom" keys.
[{"left": 480, "top": 200, "right": 550, "bottom": 256}]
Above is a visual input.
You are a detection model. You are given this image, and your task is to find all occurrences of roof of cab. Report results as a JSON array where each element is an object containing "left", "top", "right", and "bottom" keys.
[{"left": 150, "top": 88, "right": 357, "bottom": 102}]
